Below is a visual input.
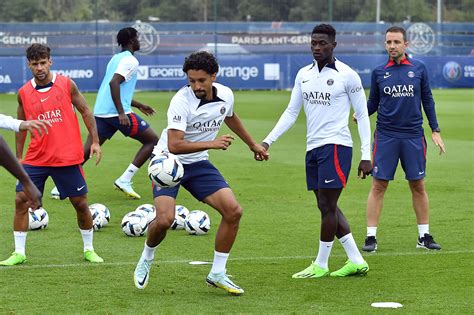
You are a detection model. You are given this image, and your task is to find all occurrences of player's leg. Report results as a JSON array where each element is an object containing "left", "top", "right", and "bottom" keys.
[
  {"left": 401, "top": 136, "right": 441, "bottom": 250},
  {"left": 134, "top": 186, "right": 178, "bottom": 289},
  {"left": 363, "top": 132, "right": 399, "bottom": 252},
  {"left": 203, "top": 187, "right": 244, "bottom": 295},
  {"left": 115, "top": 114, "right": 159, "bottom": 199},
  {"left": 0, "top": 165, "right": 48, "bottom": 266}
]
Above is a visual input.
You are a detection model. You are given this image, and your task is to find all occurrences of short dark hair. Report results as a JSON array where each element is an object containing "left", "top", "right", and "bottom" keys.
[
  {"left": 312, "top": 24, "right": 336, "bottom": 42},
  {"left": 182, "top": 51, "right": 219, "bottom": 75},
  {"left": 117, "top": 27, "right": 138, "bottom": 47},
  {"left": 386, "top": 26, "right": 407, "bottom": 41},
  {"left": 26, "top": 44, "right": 51, "bottom": 61}
]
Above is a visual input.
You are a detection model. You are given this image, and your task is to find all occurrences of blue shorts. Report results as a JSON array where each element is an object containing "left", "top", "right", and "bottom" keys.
[
  {"left": 372, "top": 131, "right": 427, "bottom": 181},
  {"left": 16, "top": 164, "right": 87, "bottom": 200},
  {"left": 152, "top": 160, "right": 229, "bottom": 201},
  {"left": 95, "top": 113, "right": 149, "bottom": 139},
  {"left": 305, "top": 144, "right": 352, "bottom": 190}
]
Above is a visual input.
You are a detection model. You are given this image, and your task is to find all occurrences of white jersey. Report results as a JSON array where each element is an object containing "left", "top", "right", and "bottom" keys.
[
  {"left": 154, "top": 82, "right": 234, "bottom": 164},
  {"left": 0, "top": 114, "right": 22, "bottom": 132},
  {"left": 263, "top": 59, "right": 371, "bottom": 160}
]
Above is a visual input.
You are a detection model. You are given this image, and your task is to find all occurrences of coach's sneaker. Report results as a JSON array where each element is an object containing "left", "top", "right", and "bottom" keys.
[
  {"left": 134, "top": 257, "right": 154, "bottom": 289},
  {"left": 330, "top": 260, "right": 369, "bottom": 277},
  {"left": 206, "top": 271, "right": 244, "bottom": 295},
  {"left": 417, "top": 233, "right": 441, "bottom": 250},
  {"left": 84, "top": 250, "right": 104, "bottom": 263},
  {"left": 51, "top": 186, "right": 60, "bottom": 200},
  {"left": 114, "top": 179, "right": 141, "bottom": 199},
  {"left": 362, "top": 236, "right": 378, "bottom": 252},
  {"left": 292, "top": 263, "right": 329, "bottom": 278},
  {"left": 0, "top": 252, "right": 27, "bottom": 266}
]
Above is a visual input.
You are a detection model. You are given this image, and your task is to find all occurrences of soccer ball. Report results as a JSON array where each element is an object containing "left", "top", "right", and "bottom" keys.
[
  {"left": 148, "top": 152, "right": 184, "bottom": 188},
  {"left": 89, "top": 205, "right": 106, "bottom": 231},
  {"left": 135, "top": 203, "right": 156, "bottom": 223},
  {"left": 171, "top": 205, "right": 189, "bottom": 230},
  {"left": 121, "top": 212, "right": 148, "bottom": 237},
  {"left": 184, "top": 210, "right": 211, "bottom": 235},
  {"left": 89, "top": 203, "right": 110, "bottom": 226},
  {"left": 28, "top": 207, "right": 49, "bottom": 230}
]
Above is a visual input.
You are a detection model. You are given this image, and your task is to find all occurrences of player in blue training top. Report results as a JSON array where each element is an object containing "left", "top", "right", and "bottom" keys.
[
  {"left": 50, "top": 27, "right": 159, "bottom": 200},
  {"left": 361, "top": 26, "right": 446, "bottom": 252},
  {"left": 263, "top": 24, "right": 372, "bottom": 278},
  {"left": 133, "top": 51, "right": 268, "bottom": 295}
]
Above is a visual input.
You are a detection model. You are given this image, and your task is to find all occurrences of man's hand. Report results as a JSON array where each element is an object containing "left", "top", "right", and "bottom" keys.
[
  {"left": 212, "top": 134, "right": 235, "bottom": 150},
  {"left": 357, "top": 160, "right": 372, "bottom": 179},
  {"left": 250, "top": 143, "right": 269, "bottom": 161},
  {"left": 137, "top": 104, "right": 156, "bottom": 116},
  {"left": 89, "top": 142, "right": 102, "bottom": 165},
  {"left": 352, "top": 112, "right": 358, "bottom": 124},
  {"left": 19, "top": 120, "right": 51, "bottom": 137},
  {"left": 118, "top": 113, "right": 130, "bottom": 126},
  {"left": 431, "top": 132, "right": 446, "bottom": 155},
  {"left": 22, "top": 181, "right": 43, "bottom": 210}
]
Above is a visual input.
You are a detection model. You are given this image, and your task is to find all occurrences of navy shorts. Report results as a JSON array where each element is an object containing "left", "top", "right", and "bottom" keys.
[
  {"left": 95, "top": 113, "right": 149, "bottom": 139},
  {"left": 372, "top": 131, "right": 427, "bottom": 181},
  {"left": 16, "top": 164, "right": 87, "bottom": 200},
  {"left": 305, "top": 144, "right": 352, "bottom": 190},
  {"left": 152, "top": 160, "right": 229, "bottom": 201}
]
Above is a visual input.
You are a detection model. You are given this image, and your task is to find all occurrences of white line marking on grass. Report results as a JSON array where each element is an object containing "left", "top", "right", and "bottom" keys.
[{"left": 0, "top": 249, "right": 472, "bottom": 270}]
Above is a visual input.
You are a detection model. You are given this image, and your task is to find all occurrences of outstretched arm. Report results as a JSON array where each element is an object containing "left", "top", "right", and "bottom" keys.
[
  {"left": 132, "top": 100, "right": 156, "bottom": 116},
  {"left": 70, "top": 79, "right": 102, "bottom": 165},
  {"left": 167, "top": 129, "right": 236, "bottom": 154},
  {"left": 224, "top": 113, "right": 269, "bottom": 161}
]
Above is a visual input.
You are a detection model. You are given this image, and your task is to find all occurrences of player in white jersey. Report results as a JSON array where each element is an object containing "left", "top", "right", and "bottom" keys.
[
  {"left": 263, "top": 24, "right": 372, "bottom": 278},
  {"left": 134, "top": 51, "right": 268, "bottom": 295}
]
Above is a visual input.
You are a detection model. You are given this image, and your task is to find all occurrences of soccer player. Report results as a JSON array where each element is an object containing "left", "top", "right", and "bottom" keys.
[
  {"left": 50, "top": 27, "right": 159, "bottom": 200},
  {"left": 0, "top": 43, "right": 104, "bottom": 266},
  {"left": 361, "top": 26, "right": 445, "bottom": 252},
  {"left": 262, "top": 24, "right": 371, "bottom": 278},
  {"left": 133, "top": 51, "right": 268, "bottom": 294}
]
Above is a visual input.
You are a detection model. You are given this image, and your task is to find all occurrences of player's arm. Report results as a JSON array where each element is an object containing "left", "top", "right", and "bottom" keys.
[
  {"left": 1, "top": 112, "right": 50, "bottom": 136},
  {"left": 0, "top": 135, "right": 42, "bottom": 209},
  {"left": 224, "top": 113, "right": 269, "bottom": 161},
  {"left": 167, "top": 128, "right": 235, "bottom": 154},
  {"left": 367, "top": 70, "right": 381, "bottom": 116},
  {"left": 348, "top": 74, "right": 372, "bottom": 179},
  {"left": 131, "top": 99, "right": 156, "bottom": 116},
  {"left": 15, "top": 94, "right": 27, "bottom": 160},
  {"left": 70, "top": 79, "right": 102, "bottom": 165},
  {"left": 109, "top": 73, "right": 130, "bottom": 126}
]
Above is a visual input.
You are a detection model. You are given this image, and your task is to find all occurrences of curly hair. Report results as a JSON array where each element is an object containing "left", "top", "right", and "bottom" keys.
[
  {"left": 312, "top": 24, "right": 336, "bottom": 42},
  {"left": 117, "top": 27, "right": 138, "bottom": 47},
  {"left": 182, "top": 51, "right": 219, "bottom": 75},
  {"left": 26, "top": 44, "right": 51, "bottom": 61}
]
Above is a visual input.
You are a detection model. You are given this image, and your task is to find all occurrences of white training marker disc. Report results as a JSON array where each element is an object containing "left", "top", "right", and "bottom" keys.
[
  {"left": 371, "top": 302, "right": 403, "bottom": 308},
  {"left": 188, "top": 261, "right": 212, "bottom": 265}
]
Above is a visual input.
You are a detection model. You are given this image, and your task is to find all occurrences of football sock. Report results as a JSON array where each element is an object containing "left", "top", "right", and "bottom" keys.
[
  {"left": 338, "top": 233, "right": 365, "bottom": 264},
  {"left": 120, "top": 163, "right": 139, "bottom": 182},
  {"left": 14, "top": 231, "right": 27, "bottom": 255},
  {"left": 418, "top": 224, "right": 429, "bottom": 238},
  {"left": 80, "top": 228, "right": 94, "bottom": 251},
  {"left": 367, "top": 226, "right": 377, "bottom": 237},
  {"left": 314, "top": 240, "right": 333, "bottom": 269},
  {"left": 210, "top": 251, "right": 229, "bottom": 274},
  {"left": 141, "top": 242, "right": 157, "bottom": 260}
]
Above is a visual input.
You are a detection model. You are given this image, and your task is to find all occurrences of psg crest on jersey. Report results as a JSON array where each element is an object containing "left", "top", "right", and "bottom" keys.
[
  {"left": 327, "top": 79, "right": 334, "bottom": 86},
  {"left": 220, "top": 106, "right": 226, "bottom": 114}
]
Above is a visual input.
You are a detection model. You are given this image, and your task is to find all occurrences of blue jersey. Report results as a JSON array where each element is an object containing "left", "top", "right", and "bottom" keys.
[
  {"left": 94, "top": 51, "right": 139, "bottom": 117},
  {"left": 367, "top": 55, "right": 439, "bottom": 138}
]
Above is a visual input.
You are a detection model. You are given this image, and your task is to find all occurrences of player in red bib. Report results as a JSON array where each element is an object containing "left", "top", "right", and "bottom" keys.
[{"left": 0, "top": 44, "right": 104, "bottom": 266}]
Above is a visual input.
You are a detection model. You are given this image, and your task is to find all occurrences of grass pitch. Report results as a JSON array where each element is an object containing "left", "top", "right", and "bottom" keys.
[{"left": 0, "top": 89, "right": 472, "bottom": 313}]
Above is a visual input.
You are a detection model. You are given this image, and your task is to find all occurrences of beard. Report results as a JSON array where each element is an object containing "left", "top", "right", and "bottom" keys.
[{"left": 194, "top": 90, "right": 207, "bottom": 99}]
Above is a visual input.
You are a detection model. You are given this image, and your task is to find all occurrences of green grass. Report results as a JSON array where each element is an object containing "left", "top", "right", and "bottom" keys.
[{"left": 0, "top": 89, "right": 473, "bottom": 313}]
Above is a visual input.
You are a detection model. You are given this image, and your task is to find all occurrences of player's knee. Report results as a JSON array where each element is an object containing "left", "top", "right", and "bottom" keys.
[
  {"left": 223, "top": 204, "right": 242, "bottom": 223},
  {"left": 15, "top": 193, "right": 29, "bottom": 211},
  {"left": 154, "top": 214, "right": 174, "bottom": 230}
]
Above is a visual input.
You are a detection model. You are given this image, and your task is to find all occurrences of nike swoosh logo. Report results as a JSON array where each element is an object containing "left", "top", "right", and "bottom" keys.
[
  {"left": 302, "top": 80, "right": 310, "bottom": 83},
  {"left": 40, "top": 96, "right": 50, "bottom": 102},
  {"left": 138, "top": 273, "right": 148, "bottom": 286},
  {"left": 418, "top": 171, "right": 425, "bottom": 175},
  {"left": 383, "top": 74, "right": 391, "bottom": 79},
  {"left": 324, "top": 179, "right": 335, "bottom": 183},
  {"left": 76, "top": 185, "right": 86, "bottom": 191}
]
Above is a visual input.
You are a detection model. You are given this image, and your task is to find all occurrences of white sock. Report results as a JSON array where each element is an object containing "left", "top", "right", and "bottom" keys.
[
  {"left": 418, "top": 224, "right": 429, "bottom": 238},
  {"left": 367, "top": 226, "right": 377, "bottom": 237},
  {"left": 14, "top": 231, "right": 27, "bottom": 256},
  {"left": 210, "top": 251, "right": 229, "bottom": 274},
  {"left": 141, "top": 242, "right": 157, "bottom": 260},
  {"left": 314, "top": 240, "right": 333, "bottom": 269},
  {"left": 80, "top": 228, "right": 94, "bottom": 251},
  {"left": 338, "top": 233, "right": 365, "bottom": 265},
  {"left": 119, "top": 163, "right": 139, "bottom": 182}
]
